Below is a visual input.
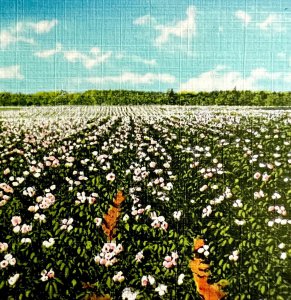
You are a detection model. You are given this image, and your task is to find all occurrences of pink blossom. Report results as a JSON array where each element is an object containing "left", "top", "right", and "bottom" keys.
[
  {"left": 141, "top": 275, "right": 148, "bottom": 286},
  {"left": 262, "top": 173, "right": 270, "bottom": 182},
  {"left": 0, "top": 260, "right": 9, "bottom": 269},
  {"left": 0, "top": 242, "right": 8, "bottom": 252},
  {"left": 21, "top": 224, "right": 32, "bottom": 234},
  {"left": 161, "top": 221, "right": 168, "bottom": 231},
  {"left": 135, "top": 251, "right": 144, "bottom": 262},
  {"left": 164, "top": 256, "right": 172, "bottom": 262},
  {"left": 45, "top": 161, "right": 52, "bottom": 167},
  {"left": 151, "top": 219, "right": 160, "bottom": 228},
  {"left": 163, "top": 261, "right": 173, "bottom": 268},
  {"left": 253, "top": 172, "right": 261, "bottom": 180},
  {"left": 137, "top": 208, "right": 145, "bottom": 214},
  {"left": 11, "top": 216, "right": 22, "bottom": 227},
  {"left": 163, "top": 252, "right": 178, "bottom": 269},
  {"left": 94, "top": 217, "right": 102, "bottom": 226},
  {"left": 3, "top": 168, "right": 10, "bottom": 175},
  {"left": 47, "top": 269, "right": 55, "bottom": 278}
]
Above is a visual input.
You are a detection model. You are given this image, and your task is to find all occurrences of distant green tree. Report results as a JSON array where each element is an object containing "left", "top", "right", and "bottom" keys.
[{"left": 167, "top": 88, "right": 178, "bottom": 105}]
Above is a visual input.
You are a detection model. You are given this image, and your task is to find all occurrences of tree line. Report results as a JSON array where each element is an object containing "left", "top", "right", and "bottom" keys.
[{"left": 0, "top": 89, "right": 290, "bottom": 106}]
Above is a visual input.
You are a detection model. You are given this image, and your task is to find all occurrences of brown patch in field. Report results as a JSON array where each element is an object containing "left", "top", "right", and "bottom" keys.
[
  {"left": 189, "top": 238, "right": 228, "bottom": 300},
  {"left": 84, "top": 294, "right": 112, "bottom": 300},
  {"left": 102, "top": 191, "right": 125, "bottom": 241}
]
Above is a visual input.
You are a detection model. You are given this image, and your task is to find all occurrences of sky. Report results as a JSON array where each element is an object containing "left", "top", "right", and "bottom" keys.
[{"left": 0, "top": 0, "right": 291, "bottom": 93}]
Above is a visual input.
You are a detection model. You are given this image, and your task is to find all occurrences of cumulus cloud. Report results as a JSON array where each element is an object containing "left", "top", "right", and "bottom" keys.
[
  {"left": 0, "top": 65, "right": 23, "bottom": 79},
  {"left": 131, "top": 55, "right": 157, "bottom": 66},
  {"left": 0, "top": 19, "right": 58, "bottom": 49},
  {"left": 63, "top": 47, "right": 112, "bottom": 69},
  {"left": 235, "top": 11, "right": 285, "bottom": 32},
  {"left": 0, "top": 31, "right": 34, "bottom": 49},
  {"left": 35, "top": 45, "right": 112, "bottom": 69},
  {"left": 34, "top": 43, "right": 62, "bottom": 58},
  {"left": 84, "top": 72, "right": 176, "bottom": 85},
  {"left": 29, "top": 20, "right": 58, "bottom": 34},
  {"left": 179, "top": 66, "right": 284, "bottom": 92},
  {"left": 283, "top": 73, "right": 291, "bottom": 83},
  {"left": 134, "top": 6, "right": 196, "bottom": 46},
  {"left": 257, "top": 14, "right": 284, "bottom": 32},
  {"left": 133, "top": 15, "right": 156, "bottom": 25},
  {"left": 235, "top": 10, "right": 251, "bottom": 25}
]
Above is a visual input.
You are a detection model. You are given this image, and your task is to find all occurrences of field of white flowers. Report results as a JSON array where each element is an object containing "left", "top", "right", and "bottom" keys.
[{"left": 0, "top": 106, "right": 290, "bottom": 300}]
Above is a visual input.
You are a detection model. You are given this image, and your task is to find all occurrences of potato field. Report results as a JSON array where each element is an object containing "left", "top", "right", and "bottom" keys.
[{"left": 0, "top": 106, "right": 290, "bottom": 300}]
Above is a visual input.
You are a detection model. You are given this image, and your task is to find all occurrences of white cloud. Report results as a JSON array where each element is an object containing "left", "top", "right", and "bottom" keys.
[
  {"left": 34, "top": 43, "right": 62, "bottom": 58},
  {"left": 63, "top": 47, "right": 112, "bottom": 69},
  {"left": 0, "top": 65, "right": 23, "bottom": 79},
  {"left": 283, "top": 73, "right": 291, "bottom": 83},
  {"left": 133, "top": 15, "right": 155, "bottom": 25},
  {"left": 257, "top": 14, "right": 284, "bottom": 32},
  {"left": 29, "top": 19, "right": 58, "bottom": 34},
  {"left": 251, "top": 68, "right": 281, "bottom": 80},
  {"left": 0, "top": 19, "right": 58, "bottom": 49},
  {"left": 235, "top": 11, "right": 285, "bottom": 33},
  {"left": 235, "top": 10, "right": 251, "bottom": 25},
  {"left": 179, "top": 66, "right": 283, "bottom": 92},
  {"left": 85, "top": 72, "right": 176, "bottom": 85},
  {"left": 0, "top": 30, "right": 34, "bottom": 49},
  {"left": 132, "top": 55, "right": 157, "bottom": 66},
  {"left": 134, "top": 6, "right": 196, "bottom": 46},
  {"left": 35, "top": 45, "right": 112, "bottom": 69}
]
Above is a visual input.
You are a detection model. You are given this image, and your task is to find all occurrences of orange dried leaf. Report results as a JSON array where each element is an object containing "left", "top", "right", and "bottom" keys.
[
  {"left": 194, "top": 275, "right": 227, "bottom": 300},
  {"left": 102, "top": 191, "right": 125, "bottom": 241},
  {"left": 82, "top": 282, "right": 94, "bottom": 289},
  {"left": 85, "top": 294, "right": 112, "bottom": 300},
  {"left": 96, "top": 296, "right": 112, "bottom": 300},
  {"left": 189, "top": 239, "right": 228, "bottom": 300},
  {"left": 189, "top": 258, "right": 209, "bottom": 277},
  {"left": 113, "top": 191, "right": 125, "bottom": 206},
  {"left": 194, "top": 238, "right": 205, "bottom": 251}
]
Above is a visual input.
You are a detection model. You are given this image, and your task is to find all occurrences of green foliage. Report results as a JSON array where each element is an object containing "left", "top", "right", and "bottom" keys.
[{"left": 0, "top": 89, "right": 290, "bottom": 106}]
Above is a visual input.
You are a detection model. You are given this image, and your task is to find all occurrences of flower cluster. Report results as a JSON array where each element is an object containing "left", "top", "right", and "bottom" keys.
[
  {"left": 35, "top": 193, "right": 56, "bottom": 209},
  {"left": 163, "top": 252, "right": 179, "bottom": 268},
  {"left": 40, "top": 269, "right": 55, "bottom": 281},
  {"left": 11, "top": 216, "right": 32, "bottom": 234},
  {"left": 0, "top": 242, "right": 8, "bottom": 252},
  {"left": 141, "top": 275, "right": 155, "bottom": 286},
  {"left": 60, "top": 218, "right": 74, "bottom": 231},
  {"left": 0, "top": 189, "right": 11, "bottom": 206},
  {"left": 150, "top": 212, "right": 168, "bottom": 231},
  {"left": 122, "top": 287, "right": 139, "bottom": 300},
  {"left": 113, "top": 271, "right": 125, "bottom": 282},
  {"left": 0, "top": 253, "right": 16, "bottom": 269},
  {"left": 197, "top": 244, "right": 210, "bottom": 257},
  {"left": 8, "top": 273, "right": 20, "bottom": 286},
  {"left": 135, "top": 251, "right": 144, "bottom": 262},
  {"left": 42, "top": 238, "right": 55, "bottom": 248},
  {"left": 229, "top": 250, "right": 239, "bottom": 262},
  {"left": 75, "top": 192, "right": 98, "bottom": 205},
  {"left": 268, "top": 205, "right": 287, "bottom": 216},
  {"left": 94, "top": 243, "right": 123, "bottom": 267}
]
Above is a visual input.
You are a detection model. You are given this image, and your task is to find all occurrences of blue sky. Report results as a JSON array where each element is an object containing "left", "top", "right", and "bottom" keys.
[{"left": 0, "top": 0, "right": 291, "bottom": 93}]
